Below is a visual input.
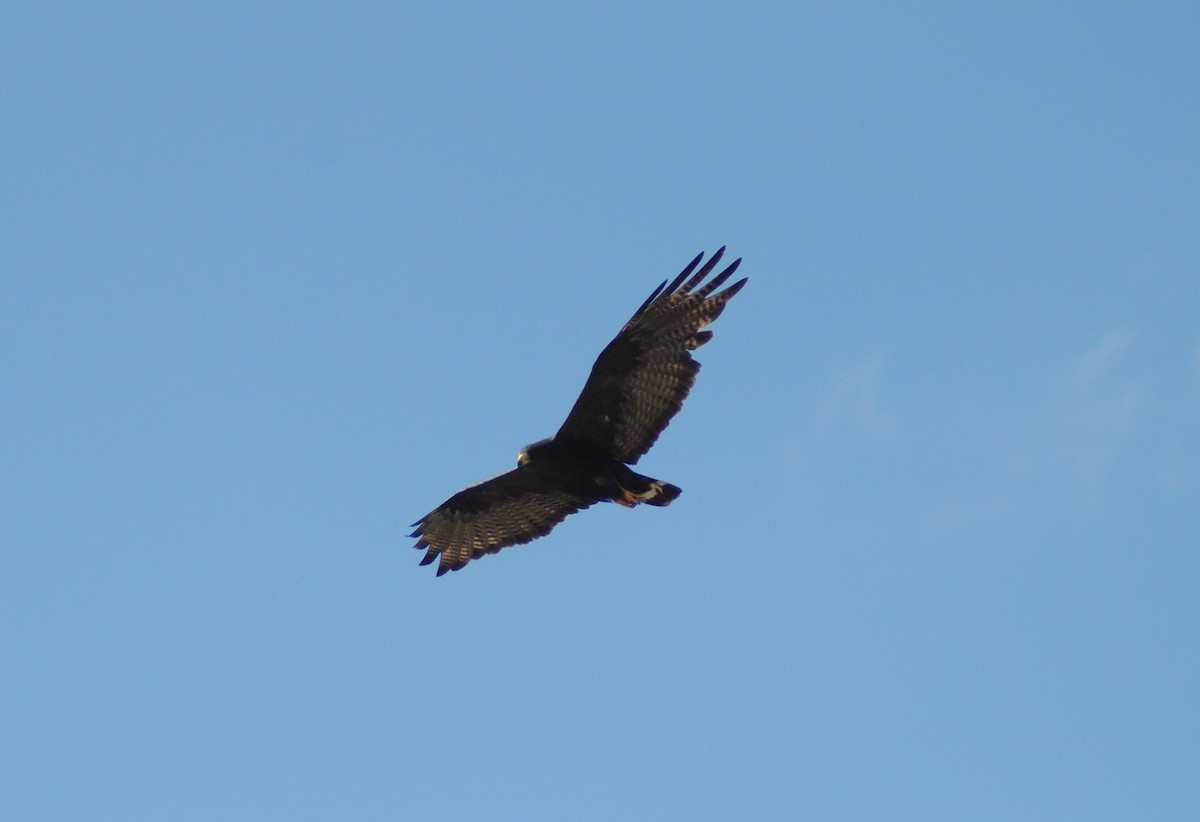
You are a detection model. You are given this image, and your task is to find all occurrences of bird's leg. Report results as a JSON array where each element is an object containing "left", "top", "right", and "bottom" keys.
[{"left": 615, "top": 489, "right": 640, "bottom": 507}]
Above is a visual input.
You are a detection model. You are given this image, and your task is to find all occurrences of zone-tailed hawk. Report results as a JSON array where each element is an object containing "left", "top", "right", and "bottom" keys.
[{"left": 411, "top": 248, "right": 747, "bottom": 575}]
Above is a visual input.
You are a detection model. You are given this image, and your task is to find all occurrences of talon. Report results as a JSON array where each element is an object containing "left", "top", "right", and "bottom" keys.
[{"left": 616, "top": 489, "right": 639, "bottom": 507}]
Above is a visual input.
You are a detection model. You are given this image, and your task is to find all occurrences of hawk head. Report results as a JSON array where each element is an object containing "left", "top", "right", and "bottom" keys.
[{"left": 517, "top": 437, "right": 554, "bottom": 467}]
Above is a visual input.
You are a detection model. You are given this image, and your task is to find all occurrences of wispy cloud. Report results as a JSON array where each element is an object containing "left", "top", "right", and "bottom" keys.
[
  {"left": 922, "top": 331, "right": 1151, "bottom": 538},
  {"left": 1068, "top": 331, "right": 1131, "bottom": 388},
  {"left": 1064, "top": 331, "right": 1141, "bottom": 431},
  {"left": 807, "top": 352, "right": 899, "bottom": 449},
  {"left": 1014, "top": 331, "right": 1144, "bottom": 510}
]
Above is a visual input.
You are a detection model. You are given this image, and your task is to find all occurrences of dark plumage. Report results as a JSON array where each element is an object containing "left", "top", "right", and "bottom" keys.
[{"left": 411, "top": 248, "right": 747, "bottom": 575}]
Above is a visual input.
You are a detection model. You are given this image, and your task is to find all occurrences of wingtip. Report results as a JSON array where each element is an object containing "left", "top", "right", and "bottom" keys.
[
  {"left": 630, "top": 279, "right": 669, "bottom": 321},
  {"left": 727, "top": 275, "right": 748, "bottom": 295}
]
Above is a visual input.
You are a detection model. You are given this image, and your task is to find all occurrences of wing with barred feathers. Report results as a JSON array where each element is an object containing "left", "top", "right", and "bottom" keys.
[
  {"left": 410, "top": 467, "right": 601, "bottom": 576},
  {"left": 556, "top": 248, "right": 747, "bottom": 463}
]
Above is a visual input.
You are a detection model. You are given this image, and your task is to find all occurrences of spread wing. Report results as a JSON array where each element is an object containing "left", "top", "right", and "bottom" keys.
[
  {"left": 410, "top": 467, "right": 601, "bottom": 576},
  {"left": 556, "top": 247, "right": 747, "bottom": 463}
]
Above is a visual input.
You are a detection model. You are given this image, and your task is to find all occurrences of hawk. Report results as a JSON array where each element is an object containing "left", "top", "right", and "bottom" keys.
[{"left": 411, "top": 248, "right": 747, "bottom": 575}]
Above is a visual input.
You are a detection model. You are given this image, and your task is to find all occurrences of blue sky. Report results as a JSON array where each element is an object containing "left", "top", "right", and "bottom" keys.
[{"left": 3, "top": 2, "right": 1198, "bottom": 819}]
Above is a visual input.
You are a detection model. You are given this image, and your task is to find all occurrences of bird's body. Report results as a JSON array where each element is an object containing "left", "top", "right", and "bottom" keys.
[
  {"left": 519, "top": 435, "right": 682, "bottom": 509},
  {"left": 411, "top": 248, "right": 746, "bottom": 575}
]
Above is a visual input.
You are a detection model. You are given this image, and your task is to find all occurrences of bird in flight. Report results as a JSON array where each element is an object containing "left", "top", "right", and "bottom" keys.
[{"left": 411, "top": 248, "right": 747, "bottom": 575}]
